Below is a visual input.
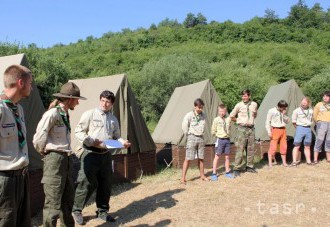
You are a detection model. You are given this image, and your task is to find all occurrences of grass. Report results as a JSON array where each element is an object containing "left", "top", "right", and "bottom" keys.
[{"left": 32, "top": 160, "right": 330, "bottom": 226}]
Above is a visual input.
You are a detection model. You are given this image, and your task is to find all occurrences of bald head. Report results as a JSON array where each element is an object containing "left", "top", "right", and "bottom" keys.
[{"left": 3, "top": 65, "right": 32, "bottom": 88}]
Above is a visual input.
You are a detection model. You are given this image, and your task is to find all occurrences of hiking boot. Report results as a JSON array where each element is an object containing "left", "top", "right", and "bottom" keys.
[
  {"left": 97, "top": 212, "right": 116, "bottom": 222},
  {"left": 246, "top": 167, "right": 257, "bottom": 173},
  {"left": 72, "top": 212, "right": 83, "bottom": 225},
  {"left": 232, "top": 170, "right": 240, "bottom": 178},
  {"left": 210, "top": 174, "right": 218, "bottom": 181},
  {"left": 225, "top": 172, "right": 234, "bottom": 179}
]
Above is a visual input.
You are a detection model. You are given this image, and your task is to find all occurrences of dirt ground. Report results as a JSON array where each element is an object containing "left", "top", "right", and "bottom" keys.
[{"left": 32, "top": 160, "right": 330, "bottom": 227}]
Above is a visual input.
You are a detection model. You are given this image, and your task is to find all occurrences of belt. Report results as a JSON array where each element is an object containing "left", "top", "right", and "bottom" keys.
[
  {"left": 0, "top": 167, "right": 28, "bottom": 177},
  {"left": 188, "top": 134, "right": 203, "bottom": 137},
  {"left": 47, "top": 150, "right": 70, "bottom": 156},
  {"left": 238, "top": 124, "right": 254, "bottom": 129},
  {"left": 272, "top": 127, "right": 285, "bottom": 129},
  {"left": 297, "top": 125, "right": 310, "bottom": 128},
  {"left": 83, "top": 145, "right": 109, "bottom": 153},
  {"left": 218, "top": 138, "right": 230, "bottom": 140}
]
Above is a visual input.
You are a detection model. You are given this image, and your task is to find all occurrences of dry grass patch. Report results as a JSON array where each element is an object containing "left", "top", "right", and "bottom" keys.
[{"left": 32, "top": 160, "right": 330, "bottom": 226}]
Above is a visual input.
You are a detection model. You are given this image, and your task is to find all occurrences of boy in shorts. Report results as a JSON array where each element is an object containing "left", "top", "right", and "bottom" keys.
[
  {"left": 181, "top": 98, "right": 208, "bottom": 184},
  {"left": 211, "top": 104, "right": 234, "bottom": 180},
  {"left": 291, "top": 97, "right": 313, "bottom": 166}
]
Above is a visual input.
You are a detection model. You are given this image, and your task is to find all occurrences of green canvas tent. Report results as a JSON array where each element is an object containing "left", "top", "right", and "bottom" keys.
[
  {"left": 70, "top": 74, "right": 156, "bottom": 154},
  {"left": 152, "top": 79, "right": 222, "bottom": 146},
  {"left": 255, "top": 79, "right": 305, "bottom": 141},
  {"left": 0, "top": 54, "right": 45, "bottom": 170}
]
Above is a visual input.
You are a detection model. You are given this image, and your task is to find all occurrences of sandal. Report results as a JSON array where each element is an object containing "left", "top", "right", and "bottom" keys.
[
  {"left": 306, "top": 162, "right": 315, "bottom": 165},
  {"left": 180, "top": 179, "right": 187, "bottom": 185},
  {"left": 313, "top": 161, "right": 319, "bottom": 164}
]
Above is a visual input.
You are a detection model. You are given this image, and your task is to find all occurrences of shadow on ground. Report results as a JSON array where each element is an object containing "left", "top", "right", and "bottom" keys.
[{"left": 92, "top": 188, "right": 184, "bottom": 226}]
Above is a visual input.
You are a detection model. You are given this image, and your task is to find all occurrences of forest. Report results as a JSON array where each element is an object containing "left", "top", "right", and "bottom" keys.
[{"left": 1, "top": 0, "right": 330, "bottom": 129}]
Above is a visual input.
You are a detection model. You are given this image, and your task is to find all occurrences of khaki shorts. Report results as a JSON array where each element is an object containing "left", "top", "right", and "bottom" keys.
[{"left": 185, "top": 134, "right": 205, "bottom": 160}]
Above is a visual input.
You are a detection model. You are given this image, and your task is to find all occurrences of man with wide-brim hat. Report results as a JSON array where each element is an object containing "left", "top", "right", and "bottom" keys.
[{"left": 33, "top": 81, "right": 86, "bottom": 227}]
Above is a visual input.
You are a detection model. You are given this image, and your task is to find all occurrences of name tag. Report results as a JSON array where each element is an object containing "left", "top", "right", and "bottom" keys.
[{"left": 2, "top": 123, "right": 15, "bottom": 128}]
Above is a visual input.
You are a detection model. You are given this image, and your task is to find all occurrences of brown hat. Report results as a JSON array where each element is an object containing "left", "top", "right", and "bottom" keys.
[{"left": 53, "top": 82, "right": 86, "bottom": 100}]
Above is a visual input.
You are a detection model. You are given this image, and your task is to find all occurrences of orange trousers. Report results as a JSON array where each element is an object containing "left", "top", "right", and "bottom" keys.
[{"left": 268, "top": 128, "right": 287, "bottom": 155}]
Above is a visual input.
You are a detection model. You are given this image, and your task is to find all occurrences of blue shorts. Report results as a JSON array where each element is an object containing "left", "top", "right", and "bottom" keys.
[
  {"left": 293, "top": 125, "right": 312, "bottom": 146},
  {"left": 215, "top": 138, "right": 231, "bottom": 155}
]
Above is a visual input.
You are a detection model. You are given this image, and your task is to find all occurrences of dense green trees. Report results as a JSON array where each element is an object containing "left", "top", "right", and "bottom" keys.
[{"left": 1, "top": 1, "right": 330, "bottom": 127}]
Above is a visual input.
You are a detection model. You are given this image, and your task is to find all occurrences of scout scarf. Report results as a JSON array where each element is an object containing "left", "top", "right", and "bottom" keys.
[
  {"left": 300, "top": 107, "right": 311, "bottom": 120},
  {"left": 323, "top": 102, "right": 330, "bottom": 112},
  {"left": 1, "top": 97, "right": 26, "bottom": 149},
  {"left": 244, "top": 101, "right": 251, "bottom": 120},
  {"left": 56, "top": 106, "right": 71, "bottom": 133},
  {"left": 276, "top": 107, "right": 283, "bottom": 123},
  {"left": 193, "top": 111, "right": 202, "bottom": 126}
]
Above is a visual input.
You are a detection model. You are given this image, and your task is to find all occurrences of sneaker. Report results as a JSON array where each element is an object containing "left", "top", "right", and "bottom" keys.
[
  {"left": 225, "top": 172, "right": 234, "bottom": 179},
  {"left": 246, "top": 167, "right": 257, "bottom": 173},
  {"left": 97, "top": 212, "right": 116, "bottom": 222},
  {"left": 72, "top": 212, "right": 83, "bottom": 225},
  {"left": 232, "top": 170, "right": 240, "bottom": 178},
  {"left": 210, "top": 174, "right": 218, "bottom": 181}
]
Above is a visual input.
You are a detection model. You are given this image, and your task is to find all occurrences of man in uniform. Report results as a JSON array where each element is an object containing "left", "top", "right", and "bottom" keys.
[
  {"left": 0, "top": 65, "right": 33, "bottom": 227},
  {"left": 230, "top": 89, "right": 258, "bottom": 177},
  {"left": 72, "top": 90, "right": 131, "bottom": 224},
  {"left": 33, "top": 82, "right": 86, "bottom": 227}
]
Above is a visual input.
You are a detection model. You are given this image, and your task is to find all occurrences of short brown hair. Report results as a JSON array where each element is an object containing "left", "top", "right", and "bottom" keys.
[
  {"left": 194, "top": 98, "right": 204, "bottom": 106},
  {"left": 3, "top": 65, "right": 32, "bottom": 88},
  {"left": 218, "top": 104, "right": 227, "bottom": 109},
  {"left": 240, "top": 89, "right": 251, "bottom": 96}
]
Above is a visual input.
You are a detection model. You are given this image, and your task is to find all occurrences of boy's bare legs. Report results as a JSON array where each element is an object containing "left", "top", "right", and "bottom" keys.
[
  {"left": 326, "top": 152, "right": 330, "bottom": 162},
  {"left": 225, "top": 155, "right": 230, "bottom": 173},
  {"left": 304, "top": 146, "right": 311, "bottom": 163},
  {"left": 292, "top": 146, "right": 299, "bottom": 163},
  {"left": 314, "top": 151, "right": 319, "bottom": 163},
  {"left": 268, "top": 152, "right": 273, "bottom": 168},
  {"left": 181, "top": 159, "right": 190, "bottom": 183},
  {"left": 212, "top": 155, "right": 220, "bottom": 174},
  {"left": 198, "top": 159, "right": 208, "bottom": 180},
  {"left": 281, "top": 154, "right": 288, "bottom": 166}
]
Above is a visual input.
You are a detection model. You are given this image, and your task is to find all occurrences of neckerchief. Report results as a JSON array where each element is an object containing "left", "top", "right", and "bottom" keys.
[
  {"left": 244, "top": 101, "right": 251, "bottom": 120},
  {"left": 276, "top": 107, "right": 283, "bottom": 124},
  {"left": 56, "top": 106, "right": 71, "bottom": 133},
  {"left": 222, "top": 116, "right": 227, "bottom": 134},
  {"left": 193, "top": 111, "right": 202, "bottom": 125},
  {"left": 300, "top": 107, "right": 310, "bottom": 119},
  {"left": 1, "top": 97, "right": 26, "bottom": 149},
  {"left": 323, "top": 102, "right": 330, "bottom": 112}
]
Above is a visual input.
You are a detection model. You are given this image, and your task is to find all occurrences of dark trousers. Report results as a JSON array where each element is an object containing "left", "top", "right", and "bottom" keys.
[
  {"left": 42, "top": 152, "right": 74, "bottom": 227},
  {"left": 0, "top": 171, "right": 31, "bottom": 227},
  {"left": 73, "top": 150, "right": 112, "bottom": 214}
]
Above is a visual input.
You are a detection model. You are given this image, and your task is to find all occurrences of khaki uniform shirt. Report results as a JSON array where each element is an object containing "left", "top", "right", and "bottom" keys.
[
  {"left": 211, "top": 116, "right": 231, "bottom": 138},
  {"left": 33, "top": 107, "right": 71, "bottom": 154},
  {"left": 230, "top": 101, "right": 258, "bottom": 126},
  {"left": 265, "top": 107, "right": 290, "bottom": 134},
  {"left": 313, "top": 102, "right": 330, "bottom": 122},
  {"left": 292, "top": 107, "right": 313, "bottom": 126},
  {"left": 75, "top": 108, "right": 124, "bottom": 148},
  {"left": 182, "top": 111, "right": 206, "bottom": 136},
  {"left": 0, "top": 100, "right": 29, "bottom": 170}
]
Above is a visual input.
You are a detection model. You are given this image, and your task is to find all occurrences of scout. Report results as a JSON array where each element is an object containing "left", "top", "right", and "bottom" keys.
[
  {"left": 181, "top": 98, "right": 209, "bottom": 184},
  {"left": 33, "top": 82, "right": 86, "bottom": 227},
  {"left": 72, "top": 90, "right": 131, "bottom": 224},
  {"left": 313, "top": 90, "right": 330, "bottom": 163},
  {"left": 210, "top": 104, "right": 234, "bottom": 181},
  {"left": 230, "top": 89, "right": 258, "bottom": 177},
  {"left": 291, "top": 97, "right": 314, "bottom": 166},
  {"left": 265, "top": 100, "right": 290, "bottom": 167},
  {"left": 0, "top": 65, "right": 33, "bottom": 227}
]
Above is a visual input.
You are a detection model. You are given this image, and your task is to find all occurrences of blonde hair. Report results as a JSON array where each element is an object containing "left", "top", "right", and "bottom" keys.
[
  {"left": 48, "top": 98, "right": 70, "bottom": 110},
  {"left": 3, "top": 65, "right": 32, "bottom": 88},
  {"left": 302, "top": 97, "right": 312, "bottom": 108}
]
